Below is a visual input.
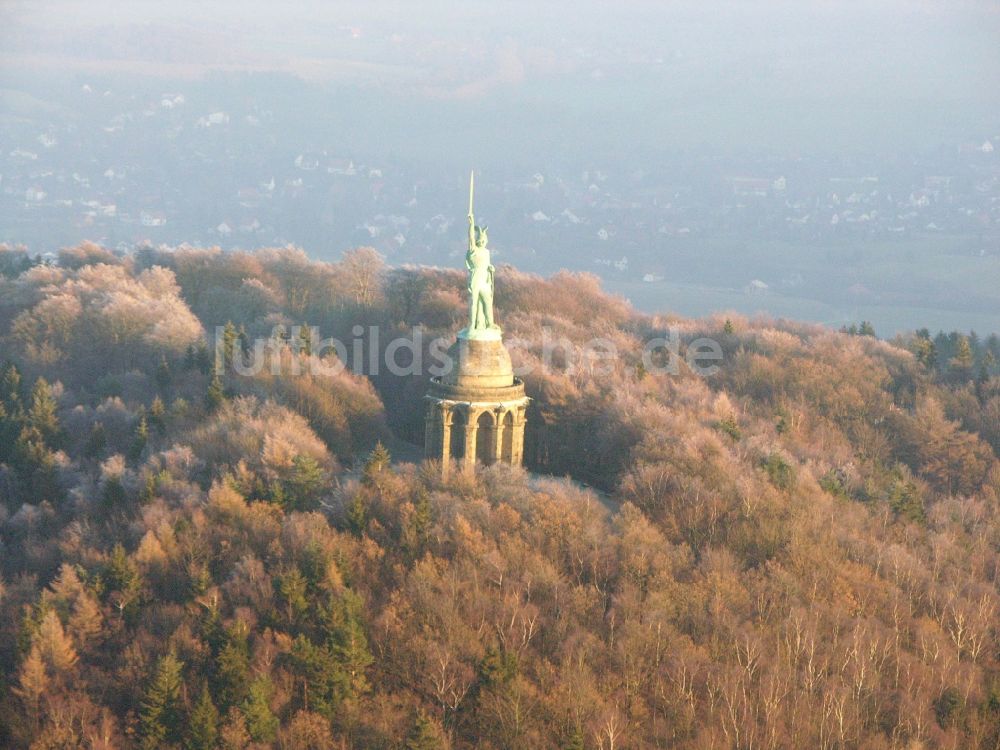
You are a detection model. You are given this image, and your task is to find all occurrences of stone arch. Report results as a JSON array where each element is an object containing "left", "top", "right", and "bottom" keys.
[
  {"left": 449, "top": 407, "right": 466, "bottom": 460},
  {"left": 476, "top": 410, "right": 494, "bottom": 465},
  {"left": 501, "top": 410, "right": 514, "bottom": 462}
]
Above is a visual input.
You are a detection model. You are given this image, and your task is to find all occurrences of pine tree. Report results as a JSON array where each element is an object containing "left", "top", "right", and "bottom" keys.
[
  {"left": 984, "top": 350, "right": 997, "bottom": 374},
  {"left": 266, "top": 479, "right": 287, "bottom": 508},
  {"left": 950, "top": 335, "right": 975, "bottom": 379},
  {"left": 156, "top": 355, "right": 172, "bottom": 390},
  {"left": 84, "top": 422, "right": 108, "bottom": 459},
  {"left": 36, "top": 610, "right": 78, "bottom": 674},
  {"left": 0, "top": 361, "right": 23, "bottom": 414},
  {"left": 405, "top": 710, "right": 445, "bottom": 750},
  {"left": 325, "top": 590, "right": 373, "bottom": 700},
  {"left": 562, "top": 727, "right": 586, "bottom": 750},
  {"left": 0, "top": 364, "right": 24, "bottom": 463},
  {"left": 17, "top": 603, "right": 45, "bottom": 656},
  {"left": 205, "top": 372, "right": 225, "bottom": 412},
  {"left": 298, "top": 324, "right": 314, "bottom": 355},
  {"left": 335, "top": 612, "right": 373, "bottom": 700},
  {"left": 403, "top": 489, "right": 433, "bottom": 560},
  {"left": 478, "top": 645, "right": 517, "bottom": 687},
  {"left": 27, "top": 377, "right": 61, "bottom": 447},
  {"left": 237, "top": 324, "right": 250, "bottom": 355},
  {"left": 241, "top": 675, "right": 278, "bottom": 743},
  {"left": 988, "top": 333, "right": 1000, "bottom": 363},
  {"left": 185, "top": 682, "right": 219, "bottom": 750},
  {"left": 362, "top": 441, "right": 391, "bottom": 489},
  {"left": 859, "top": 320, "right": 876, "bottom": 337},
  {"left": 128, "top": 414, "right": 149, "bottom": 463},
  {"left": 13, "top": 643, "right": 48, "bottom": 724},
  {"left": 102, "top": 473, "right": 127, "bottom": 512},
  {"left": 284, "top": 454, "right": 327, "bottom": 511},
  {"left": 276, "top": 567, "right": 309, "bottom": 625},
  {"left": 47, "top": 562, "right": 85, "bottom": 611},
  {"left": 68, "top": 591, "right": 102, "bottom": 650},
  {"left": 935, "top": 687, "right": 964, "bottom": 728},
  {"left": 106, "top": 543, "right": 136, "bottom": 591},
  {"left": 723, "top": 318, "right": 735, "bottom": 335},
  {"left": 913, "top": 337, "right": 938, "bottom": 370},
  {"left": 221, "top": 321, "right": 238, "bottom": 371},
  {"left": 716, "top": 414, "right": 742, "bottom": 441},
  {"left": 195, "top": 342, "right": 212, "bottom": 374},
  {"left": 969, "top": 329, "right": 981, "bottom": 352},
  {"left": 149, "top": 396, "right": 166, "bottom": 433},
  {"left": 104, "top": 543, "right": 141, "bottom": 618},
  {"left": 346, "top": 493, "right": 367, "bottom": 538},
  {"left": 188, "top": 561, "right": 212, "bottom": 598},
  {"left": 889, "top": 475, "right": 925, "bottom": 524},
  {"left": 214, "top": 627, "right": 251, "bottom": 710},
  {"left": 0, "top": 400, "right": 12, "bottom": 464},
  {"left": 934, "top": 331, "right": 952, "bottom": 365},
  {"left": 139, "top": 651, "right": 183, "bottom": 750},
  {"left": 977, "top": 364, "right": 990, "bottom": 391},
  {"left": 288, "top": 635, "right": 344, "bottom": 720},
  {"left": 12, "top": 425, "right": 62, "bottom": 504}
]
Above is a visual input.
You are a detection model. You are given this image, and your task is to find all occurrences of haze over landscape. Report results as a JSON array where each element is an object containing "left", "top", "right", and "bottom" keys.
[{"left": 2, "top": 0, "right": 999, "bottom": 334}]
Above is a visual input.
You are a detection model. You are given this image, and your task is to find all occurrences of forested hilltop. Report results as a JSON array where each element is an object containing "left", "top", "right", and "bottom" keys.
[{"left": 0, "top": 242, "right": 999, "bottom": 750}]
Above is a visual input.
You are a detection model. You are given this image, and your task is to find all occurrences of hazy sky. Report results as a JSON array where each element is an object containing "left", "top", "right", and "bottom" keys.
[
  {"left": 3, "top": 0, "right": 998, "bottom": 159},
  {"left": 3, "top": 1, "right": 998, "bottom": 92}
]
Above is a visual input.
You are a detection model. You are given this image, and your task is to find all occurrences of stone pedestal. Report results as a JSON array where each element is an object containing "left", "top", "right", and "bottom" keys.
[{"left": 424, "top": 330, "right": 528, "bottom": 477}]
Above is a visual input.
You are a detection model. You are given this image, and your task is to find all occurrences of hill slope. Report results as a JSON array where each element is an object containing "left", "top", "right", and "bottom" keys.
[{"left": 0, "top": 243, "right": 998, "bottom": 748}]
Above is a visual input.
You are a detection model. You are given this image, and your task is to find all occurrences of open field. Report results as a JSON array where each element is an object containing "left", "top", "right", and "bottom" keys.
[
  {"left": 605, "top": 233, "right": 1000, "bottom": 336},
  {"left": 607, "top": 278, "right": 1000, "bottom": 337}
]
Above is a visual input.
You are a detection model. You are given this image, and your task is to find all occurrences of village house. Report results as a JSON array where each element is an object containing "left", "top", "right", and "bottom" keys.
[
  {"left": 327, "top": 158, "right": 356, "bottom": 176},
  {"left": 140, "top": 210, "right": 167, "bottom": 227},
  {"left": 727, "top": 176, "right": 772, "bottom": 198}
]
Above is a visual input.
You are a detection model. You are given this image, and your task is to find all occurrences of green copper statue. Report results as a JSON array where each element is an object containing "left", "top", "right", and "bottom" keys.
[{"left": 466, "top": 170, "right": 499, "bottom": 337}]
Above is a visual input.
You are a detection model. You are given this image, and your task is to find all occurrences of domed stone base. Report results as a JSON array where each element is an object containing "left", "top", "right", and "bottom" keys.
[
  {"left": 425, "top": 331, "right": 529, "bottom": 477},
  {"left": 442, "top": 331, "right": 515, "bottom": 389}
]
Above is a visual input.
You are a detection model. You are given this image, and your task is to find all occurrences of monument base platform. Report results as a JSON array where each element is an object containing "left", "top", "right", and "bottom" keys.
[{"left": 425, "top": 330, "right": 528, "bottom": 476}]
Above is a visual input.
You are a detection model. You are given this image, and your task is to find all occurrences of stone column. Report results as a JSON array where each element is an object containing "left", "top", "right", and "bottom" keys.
[
  {"left": 492, "top": 409, "right": 505, "bottom": 464},
  {"left": 512, "top": 408, "right": 526, "bottom": 465},
  {"left": 440, "top": 407, "right": 452, "bottom": 478},
  {"left": 464, "top": 413, "right": 478, "bottom": 473}
]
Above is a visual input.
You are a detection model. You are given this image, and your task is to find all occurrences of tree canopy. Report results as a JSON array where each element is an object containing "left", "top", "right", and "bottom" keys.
[{"left": 0, "top": 243, "right": 997, "bottom": 748}]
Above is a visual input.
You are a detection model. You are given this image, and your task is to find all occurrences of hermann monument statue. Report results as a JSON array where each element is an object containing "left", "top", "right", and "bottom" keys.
[
  {"left": 466, "top": 171, "right": 498, "bottom": 336},
  {"left": 424, "top": 171, "right": 529, "bottom": 476}
]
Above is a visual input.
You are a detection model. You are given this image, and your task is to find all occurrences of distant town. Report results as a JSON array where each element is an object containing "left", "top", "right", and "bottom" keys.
[{"left": 2, "top": 75, "right": 999, "bottom": 333}]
